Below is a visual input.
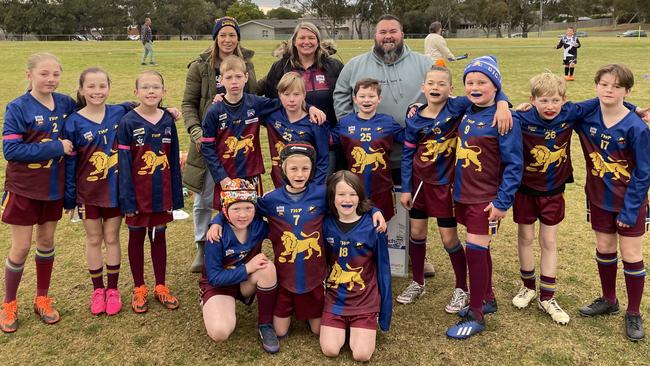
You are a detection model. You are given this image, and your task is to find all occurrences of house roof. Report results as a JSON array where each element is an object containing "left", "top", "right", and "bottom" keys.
[{"left": 240, "top": 18, "right": 332, "bottom": 30}]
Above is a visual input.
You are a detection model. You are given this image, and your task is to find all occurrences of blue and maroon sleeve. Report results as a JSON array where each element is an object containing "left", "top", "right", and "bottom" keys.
[
  {"left": 169, "top": 120, "right": 184, "bottom": 210},
  {"left": 313, "top": 123, "right": 330, "bottom": 184},
  {"left": 2, "top": 103, "right": 65, "bottom": 162},
  {"left": 117, "top": 118, "right": 137, "bottom": 214},
  {"left": 446, "top": 96, "right": 473, "bottom": 117},
  {"left": 400, "top": 119, "right": 418, "bottom": 193},
  {"left": 376, "top": 231, "right": 392, "bottom": 331},
  {"left": 493, "top": 118, "right": 523, "bottom": 211},
  {"left": 253, "top": 95, "right": 283, "bottom": 119},
  {"left": 619, "top": 126, "right": 650, "bottom": 225},
  {"left": 391, "top": 119, "right": 405, "bottom": 144},
  {"left": 205, "top": 239, "right": 248, "bottom": 287},
  {"left": 62, "top": 118, "right": 78, "bottom": 209},
  {"left": 565, "top": 98, "right": 636, "bottom": 122},
  {"left": 330, "top": 124, "right": 341, "bottom": 146},
  {"left": 200, "top": 107, "right": 229, "bottom": 183}
]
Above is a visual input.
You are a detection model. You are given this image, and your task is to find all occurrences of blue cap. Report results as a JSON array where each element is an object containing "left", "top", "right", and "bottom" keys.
[
  {"left": 212, "top": 17, "right": 240, "bottom": 41},
  {"left": 463, "top": 55, "right": 502, "bottom": 92}
]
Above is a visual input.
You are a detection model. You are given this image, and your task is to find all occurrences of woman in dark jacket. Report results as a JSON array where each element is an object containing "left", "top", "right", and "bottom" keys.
[{"left": 181, "top": 17, "right": 258, "bottom": 272}]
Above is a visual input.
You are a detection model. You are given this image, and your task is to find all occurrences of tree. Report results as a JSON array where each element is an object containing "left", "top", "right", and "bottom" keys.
[
  {"left": 461, "top": 0, "right": 509, "bottom": 37},
  {"left": 282, "top": 0, "right": 352, "bottom": 38},
  {"left": 155, "top": 0, "right": 217, "bottom": 38},
  {"left": 227, "top": 0, "right": 265, "bottom": 23},
  {"left": 429, "top": 0, "right": 461, "bottom": 31},
  {"left": 267, "top": 7, "right": 302, "bottom": 19}
]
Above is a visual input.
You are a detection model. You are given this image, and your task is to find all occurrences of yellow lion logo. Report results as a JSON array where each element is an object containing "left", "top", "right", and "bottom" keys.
[
  {"left": 589, "top": 152, "right": 630, "bottom": 182},
  {"left": 350, "top": 146, "right": 387, "bottom": 173},
  {"left": 271, "top": 141, "right": 285, "bottom": 166},
  {"left": 87, "top": 150, "right": 118, "bottom": 181},
  {"left": 455, "top": 138, "right": 482, "bottom": 171},
  {"left": 27, "top": 138, "right": 59, "bottom": 169},
  {"left": 138, "top": 151, "right": 169, "bottom": 175},
  {"left": 278, "top": 231, "right": 322, "bottom": 263},
  {"left": 526, "top": 142, "right": 568, "bottom": 173},
  {"left": 420, "top": 137, "right": 456, "bottom": 162},
  {"left": 327, "top": 262, "right": 365, "bottom": 291},
  {"left": 223, "top": 134, "right": 254, "bottom": 158}
]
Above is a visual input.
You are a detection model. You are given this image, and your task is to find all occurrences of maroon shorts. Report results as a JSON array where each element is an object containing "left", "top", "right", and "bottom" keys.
[
  {"left": 513, "top": 192, "right": 565, "bottom": 226},
  {"left": 321, "top": 311, "right": 378, "bottom": 330},
  {"left": 1, "top": 192, "right": 63, "bottom": 226},
  {"left": 212, "top": 175, "right": 263, "bottom": 210},
  {"left": 78, "top": 204, "right": 123, "bottom": 220},
  {"left": 455, "top": 202, "right": 499, "bottom": 236},
  {"left": 274, "top": 285, "right": 324, "bottom": 320},
  {"left": 198, "top": 278, "right": 253, "bottom": 306},
  {"left": 410, "top": 180, "right": 454, "bottom": 218},
  {"left": 125, "top": 211, "right": 173, "bottom": 228},
  {"left": 370, "top": 189, "right": 395, "bottom": 222},
  {"left": 588, "top": 201, "right": 648, "bottom": 237}
]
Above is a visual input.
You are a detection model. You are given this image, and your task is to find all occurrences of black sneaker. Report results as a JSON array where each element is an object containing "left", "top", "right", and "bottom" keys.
[
  {"left": 579, "top": 297, "right": 620, "bottom": 317},
  {"left": 625, "top": 314, "right": 645, "bottom": 341},
  {"left": 258, "top": 323, "right": 280, "bottom": 353}
]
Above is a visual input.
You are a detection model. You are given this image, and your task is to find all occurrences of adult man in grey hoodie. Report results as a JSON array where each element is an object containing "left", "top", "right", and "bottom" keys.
[{"left": 334, "top": 14, "right": 436, "bottom": 288}]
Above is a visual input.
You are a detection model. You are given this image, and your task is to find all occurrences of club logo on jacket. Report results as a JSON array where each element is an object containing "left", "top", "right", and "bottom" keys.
[
  {"left": 87, "top": 150, "right": 118, "bottom": 181},
  {"left": 420, "top": 137, "right": 456, "bottom": 163},
  {"left": 525, "top": 142, "right": 568, "bottom": 173},
  {"left": 455, "top": 138, "right": 482, "bottom": 171},
  {"left": 27, "top": 138, "right": 58, "bottom": 169},
  {"left": 351, "top": 146, "right": 387, "bottom": 173},
  {"left": 138, "top": 151, "right": 169, "bottom": 175},
  {"left": 278, "top": 231, "right": 321, "bottom": 263},
  {"left": 327, "top": 262, "right": 365, "bottom": 291},
  {"left": 276, "top": 206, "right": 285, "bottom": 216},
  {"left": 223, "top": 134, "right": 254, "bottom": 158},
  {"left": 35, "top": 115, "right": 44, "bottom": 125}
]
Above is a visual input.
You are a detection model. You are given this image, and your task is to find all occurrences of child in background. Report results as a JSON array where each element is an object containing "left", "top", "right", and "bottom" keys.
[
  {"left": 201, "top": 179, "right": 279, "bottom": 353},
  {"left": 331, "top": 78, "right": 403, "bottom": 222},
  {"left": 266, "top": 72, "right": 329, "bottom": 187},
  {"left": 446, "top": 56, "right": 523, "bottom": 340},
  {"left": 556, "top": 27, "right": 581, "bottom": 81},
  {"left": 320, "top": 170, "right": 392, "bottom": 362},
  {"left": 0, "top": 52, "right": 76, "bottom": 333},
  {"left": 575, "top": 64, "right": 650, "bottom": 342},
  {"left": 118, "top": 70, "right": 184, "bottom": 314}
]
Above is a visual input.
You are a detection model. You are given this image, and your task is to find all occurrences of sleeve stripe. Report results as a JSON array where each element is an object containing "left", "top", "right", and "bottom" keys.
[
  {"left": 404, "top": 141, "right": 417, "bottom": 148},
  {"left": 3, "top": 134, "right": 22, "bottom": 141},
  {"left": 68, "top": 151, "right": 77, "bottom": 156},
  {"left": 201, "top": 137, "right": 216, "bottom": 142},
  {"left": 118, "top": 144, "right": 131, "bottom": 150}
]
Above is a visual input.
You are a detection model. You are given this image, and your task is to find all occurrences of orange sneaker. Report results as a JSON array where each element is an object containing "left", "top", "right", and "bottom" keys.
[
  {"left": 131, "top": 285, "right": 149, "bottom": 313},
  {"left": 33, "top": 296, "right": 60, "bottom": 325},
  {"left": 1, "top": 300, "right": 18, "bottom": 333},
  {"left": 568, "top": 76, "right": 575, "bottom": 81},
  {"left": 154, "top": 284, "right": 179, "bottom": 310},
  {"left": 564, "top": 75, "right": 571, "bottom": 81}
]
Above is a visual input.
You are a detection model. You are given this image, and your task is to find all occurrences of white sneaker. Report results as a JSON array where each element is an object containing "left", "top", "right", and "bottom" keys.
[
  {"left": 538, "top": 298, "right": 570, "bottom": 325},
  {"left": 396, "top": 281, "right": 425, "bottom": 304},
  {"left": 445, "top": 288, "right": 469, "bottom": 314},
  {"left": 512, "top": 287, "right": 537, "bottom": 309}
]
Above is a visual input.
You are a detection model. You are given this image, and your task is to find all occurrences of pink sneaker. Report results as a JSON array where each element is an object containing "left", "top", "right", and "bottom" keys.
[
  {"left": 90, "top": 288, "right": 106, "bottom": 315},
  {"left": 105, "top": 289, "right": 122, "bottom": 316}
]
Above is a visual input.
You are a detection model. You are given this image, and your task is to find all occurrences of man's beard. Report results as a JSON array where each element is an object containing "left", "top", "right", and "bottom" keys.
[{"left": 373, "top": 41, "right": 403, "bottom": 64}]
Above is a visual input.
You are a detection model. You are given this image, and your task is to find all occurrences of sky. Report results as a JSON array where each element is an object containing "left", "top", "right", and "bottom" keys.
[{"left": 253, "top": 0, "right": 283, "bottom": 12}]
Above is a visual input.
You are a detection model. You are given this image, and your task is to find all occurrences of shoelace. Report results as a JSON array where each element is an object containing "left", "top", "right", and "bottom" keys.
[
  {"left": 403, "top": 282, "right": 423, "bottom": 297},
  {"left": 450, "top": 290, "right": 466, "bottom": 307},
  {"left": 516, "top": 288, "right": 532, "bottom": 298},
  {"left": 1, "top": 303, "right": 17, "bottom": 322},
  {"left": 628, "top": 316, "right": 641, "bottom": 330},
  {"left": 547, "top": 299, "right": 563, "bottom": 313},
  {"left": 35, "top": 297, "right": 55, "bottom": 314},
  {"left": 155, "top": 286, "right": 175, "bottom": 303},
  {"left": 133, "top": 287, "right": 148, "bottom": 304}
]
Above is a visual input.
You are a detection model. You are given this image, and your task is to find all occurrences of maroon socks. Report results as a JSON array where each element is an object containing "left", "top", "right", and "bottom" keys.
[
  {"left": 596, "top": 250, "right": 618, "bottom": 305},
  {"left": 256, "top": 284, "right": 278, "bottom": 325},
  {"left": 128, "top": 227, "right": 147, "bottom": 287},
  {"left": 623, "top": 260, "right": 645, "bottom": 315},
  {"left": 89, "top": 267, "right": 104, "bottom": 290},
  {"left": 466, "top": 242, "right": 489, "bottom": 321},
  {"left": 409, "top": 237, "right": 426, "bottom": 285},
  {"left": 148, "top": 227, "right": 167, "bottom": 286},
  {"left": 445, "top": 242, "right": 467, "bottom": 291},
  {"left": 106, "top": 263, "right": 120, "bottom": 290},
  {"left": 35, "top": 247, "right": 54, "bottom": 297},
  {"left": 4, "top": 258, "right": 25, "bottom": 302}
]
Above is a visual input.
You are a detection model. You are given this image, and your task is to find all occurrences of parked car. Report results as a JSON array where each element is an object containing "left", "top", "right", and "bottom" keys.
[
  {"left": 617, "top": 30, "right": 647, "bottom": 37},
  {"left": 511, "top": 32, "right": 527, "bottom": 38}
]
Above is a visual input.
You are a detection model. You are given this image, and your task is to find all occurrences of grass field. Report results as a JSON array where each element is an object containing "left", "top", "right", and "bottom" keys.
[{"left": 0, "top": 37, "right": 649, "bottom": 365}]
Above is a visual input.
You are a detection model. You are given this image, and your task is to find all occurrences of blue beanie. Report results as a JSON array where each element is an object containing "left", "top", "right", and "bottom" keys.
[
  {"left": 212, "top": 17, "right": 241, "bottom": 41},
  {"left": 463, "top": 55, "right": 502, "bottom": 92}
]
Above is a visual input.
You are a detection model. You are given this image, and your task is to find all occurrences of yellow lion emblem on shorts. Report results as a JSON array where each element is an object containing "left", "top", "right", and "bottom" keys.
[
  {"left": 589, "top": 151, "right": 630, "bottom": 182},
  {"left": 138, "top": 151, "right": 169, "bottom": 175},
  {"left": 271, "top": 141, "right": 285, "bottom": 166},
  {"left": 278, "top": 231, "right": 322, "bottom": 263},
  {"left": 526, "top": 142, "right": 568, "bottom": 173},
  {"left": 350, "top": 146, "right": 387, "bottom": 173},
  {"left": 455, "top": 138, "right": 482, "bottom": 172},
  {"left": 87, "top": 150, "right": 118, "bottom": 181},
  {"left": 327, "top": 262, "right": 365, "bottom": 291},
  {"left": 420, "top": 137, "right": 456, "bottom": 162},
  {"left": 223, "top": 134, "right": 254, "bottom": 158}
]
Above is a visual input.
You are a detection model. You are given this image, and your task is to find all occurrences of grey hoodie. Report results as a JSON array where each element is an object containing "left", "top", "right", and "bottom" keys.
[{"left": 333, "top": 44, "right": 434, "bottom": 166}]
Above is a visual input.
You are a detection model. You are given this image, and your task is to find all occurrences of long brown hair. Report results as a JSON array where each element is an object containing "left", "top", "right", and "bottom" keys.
[
  {"left": 210, "top": 28, "right": 245, "bottom": 69},
  {"left": 76, "top": 67, "right": 111, "bottom": 108},
  {"left": 326, "top": 170, "right": 372, "bottom": 219}
]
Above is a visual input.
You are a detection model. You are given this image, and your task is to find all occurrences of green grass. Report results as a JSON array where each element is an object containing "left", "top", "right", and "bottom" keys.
[{"left": 0, "top": 38, "right": 649, "bottom": 365}]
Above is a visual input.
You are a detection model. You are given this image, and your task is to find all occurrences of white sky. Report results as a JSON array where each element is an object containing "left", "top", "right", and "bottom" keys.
[{"left": 253, "top": 0, "right": 283, "bottom": 12}]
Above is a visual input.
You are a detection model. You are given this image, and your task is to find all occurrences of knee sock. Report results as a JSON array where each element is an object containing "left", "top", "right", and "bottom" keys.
[
  {"left": 466, "top": 243, "right": 489, "bottom": 321},
  {"left": 257, "top": 284, "right": 278, "bottom": 325},
  {"left": 623, "top": 260, "right": 645, "bottom": 316},
  {"left": 128, "top": 227, "right": 147, "bottom": 287},
  {"left": 569, "top": 67, "right": 575, "bottom": 76},
  {"left": 485, "top": 247, "right": 495, "bottom": 302},
  {"left": 89, "top": 267, "right": 104, "bottom": 290},
  {"left": 4, "top": 258, "right": 25, "bottom": 303},
  {"left": 409, "top": 237, "right": 426, "bottom": 285},
  {"left": 596, "top": 250, "right": 618, "bottom": 305},
  {"left": 149, "top": 227, "right": 167, "bottom": 286},
  {"left": 520, "top": 269, "right": 536, "bottom": 290},
  {"left": 539, "top": 275, "right": 556, "bottom": 301},
  {"left": 35, "top": 247, "right": 55, "bottom": 297},
  {"left": 106, "top": 263, "right": 120, "bottom": 290},
  {"left": 564, "top": 67, "right": 569, "bottom": 76},
  {"left": 445, "top": 242, "right": 467, "bottom": 291}
]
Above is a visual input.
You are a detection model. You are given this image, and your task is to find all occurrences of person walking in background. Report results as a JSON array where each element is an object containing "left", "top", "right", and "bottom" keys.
[
  {"left": 141, "top": 18, "right": 155, "bottom": 66},
  {"left": 424, "top": 21, "right": 455, "bottom": 66}
]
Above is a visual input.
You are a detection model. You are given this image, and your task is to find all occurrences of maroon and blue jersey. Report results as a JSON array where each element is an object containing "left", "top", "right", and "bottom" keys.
[
  {"left": 453, "top": 105, "right": 523, "bottom": 211},
  {"left": 203, "top": 215, "right": 269, "bottom": 287},
  {"left": 117, "top": 109, "right": 183, "bottom": 214},
  {"left": 323, "top": 213, "right": 392, "bottom": 331},
  {"left": 575, "top": 106, "right": 650, "bottom": 225},
  {"left": 401, "top": 97, "right": 473, "bottom": 192},
  {"left": 63, "top": 104, "right": 133, "bottom": 209},
  {"left": 266, "top": 109, "right": 329, "bottom": 187},
  {"left": 332, "top": 113, "right": 403, "bottom": 196},
  {"left": 257, "top": 184, "right": 327, "bottom": 294},
  {"left": 3, "top": 92, "right": 76, "bottom": 201},
  {"left": 200, "top": 94, "right": 281, "bottom": 183}
]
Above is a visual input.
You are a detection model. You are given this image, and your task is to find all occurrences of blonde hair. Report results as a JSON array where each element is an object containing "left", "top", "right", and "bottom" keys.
[
  {"left": 219, "top": 55, "right": 247, "bottom": 75},
  {"left": 277, "top": 72, "right": 307, "bottom": 111},
  {"left": 26, "top": 52, "right": 62, "bottom": 90},
  {"left": 289, "top": 22, "right": 328, "bottom": 69},
  {"left": 529, "top": 72, "right": 566, "bottom": 98}
]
